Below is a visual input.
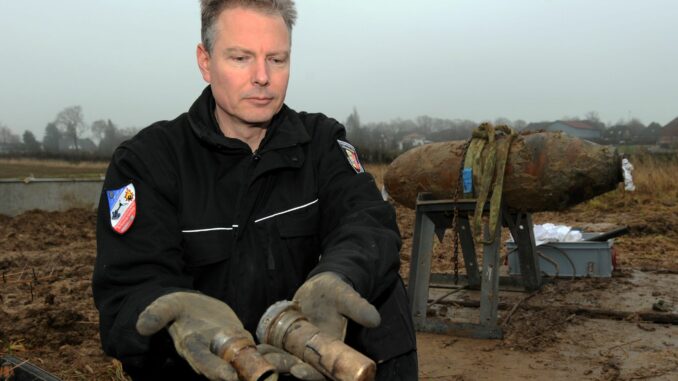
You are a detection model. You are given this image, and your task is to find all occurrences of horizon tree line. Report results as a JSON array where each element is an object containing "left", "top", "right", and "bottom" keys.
[
  {"left": 0, "top": 106, "right": 673, "bottom": 162},
  {"left": 0, "top": 106, "right": 139, "bottom": 158}
]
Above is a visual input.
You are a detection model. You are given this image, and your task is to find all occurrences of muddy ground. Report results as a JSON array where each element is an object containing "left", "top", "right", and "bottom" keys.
[{"left": 1, "top": 189, "right": 677, "bottom": 380}]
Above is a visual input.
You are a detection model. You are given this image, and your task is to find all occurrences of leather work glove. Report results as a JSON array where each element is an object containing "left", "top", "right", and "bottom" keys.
[
  {"left": 137, "top": 292, "right": 250, "bottom": 380},
  {"left": 257, "top": 344, "right": 325, "bottom": 381},
  {"left": 293, "top": 272, "right": 381, "bottom": 340},
  {"left": 137, "top": 292, "right": 322, "bottom": 381}
]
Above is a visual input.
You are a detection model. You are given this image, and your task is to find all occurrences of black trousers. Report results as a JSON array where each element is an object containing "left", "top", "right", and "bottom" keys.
[{"left": 375, "top": 350, "right": 418, "bottom": 381}]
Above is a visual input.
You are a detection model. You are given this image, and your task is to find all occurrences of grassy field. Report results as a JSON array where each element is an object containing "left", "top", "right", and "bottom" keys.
[
  {"left": 628, "top": 153, "right": 678, "bottom": 195},
  {"left": 0, "top": 158, "right": 108, "bottom": 179}
]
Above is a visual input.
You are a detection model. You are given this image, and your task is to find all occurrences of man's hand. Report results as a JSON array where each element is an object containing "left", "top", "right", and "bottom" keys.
[
  {"left": 293, "top": 272, "right": 381, "bottom": 340},
  {"left": 136, "top": 292, "right": 248, "bottom": 381},
  {"left": 136, "top": 292, "right": 323, "bottom": 381},
  {"left": 257, "top": 344, "right": 325, "bottom": 380}
]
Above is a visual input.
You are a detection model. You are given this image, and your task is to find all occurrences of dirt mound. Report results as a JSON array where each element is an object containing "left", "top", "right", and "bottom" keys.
[
  {"left": 501, "top": 309, "right": 583, "bottom": 352},
  {"left": 0, "top": 209, "right": 108, "bottom": 380},
  {"left": 0, "top": 209, "right": 96, "bottom": 251},
  {"left": 628, "top": 213, "right": 678, "bottom": 237}
]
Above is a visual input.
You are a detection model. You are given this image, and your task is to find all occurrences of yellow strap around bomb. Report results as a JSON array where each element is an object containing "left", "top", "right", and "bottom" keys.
[{"left": 463, "top": 123, "right": 516, "bottom": 245}]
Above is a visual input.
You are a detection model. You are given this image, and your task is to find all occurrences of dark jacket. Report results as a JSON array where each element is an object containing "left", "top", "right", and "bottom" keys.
[{"left": 93, "top": 86, "right": 416, "bottom": 378}]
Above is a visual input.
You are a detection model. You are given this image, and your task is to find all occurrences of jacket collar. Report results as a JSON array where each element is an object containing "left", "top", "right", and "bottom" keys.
[{"left": 187, "top": 86, "right": 310, "bottom": 154}]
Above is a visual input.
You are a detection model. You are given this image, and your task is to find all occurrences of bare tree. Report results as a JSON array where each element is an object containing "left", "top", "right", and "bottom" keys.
[
  {"left": 513, "top": 119, "right": 528, "bottom": 130},
  {"left": 626, "top": 117, "right": 645, "bottom": 130},
  {"left": 91, "top": 119, "right": 110, "bottom": 143},
  {"left": 43, "top": 122, "right": 62, "bottom": 153},
  {"left": 416, "top": 115, "right": 433, "bottom": 134},
  {"left": 493, "top": 117, "right": 511, "bottom": 127},
  {"left": 94, "top": 119, "right": 122, "bottom": 156},
  {"left": 585, "top": 111, "right": 605, "bottom": 130},
  {"left": 345, "top": 107, "right": 367, "bottom": 149},
  {"left": 585, "top": 110, "right": 600, "bottom": 122},
  {"left": 345, "top": 107, "right": 361, "bottom": 131},
  {"left": 0, "top": 122, "right": 21, "bottom": 145},
  {"left": 55, "top": 106, "right": 87, "bottom": 152},
  {"left": 23, "top": 130, "right": 41, "bottom": 153}
]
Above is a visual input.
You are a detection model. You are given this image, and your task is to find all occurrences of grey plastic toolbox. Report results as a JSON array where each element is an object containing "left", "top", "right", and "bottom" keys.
[{"left": 507, "top": 233, "right": 615, "bottom": 277}]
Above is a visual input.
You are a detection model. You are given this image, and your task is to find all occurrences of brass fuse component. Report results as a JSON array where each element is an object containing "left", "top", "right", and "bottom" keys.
[
  {"left": 257, "top": 300, "right": 376, "bottom": 381},
  {"left": 211, "top": 332, "right": 278, "bottom": 381}
]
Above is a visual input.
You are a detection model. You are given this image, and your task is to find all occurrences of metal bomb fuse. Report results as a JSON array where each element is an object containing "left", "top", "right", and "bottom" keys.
[
  {"left": 384, "top": 131, "right": 623, "bottom": 211},
  {"left": 256, "top": 300, "right": 376, "bottom": 381},
  {"left": 210, "top": 332, "right": 278, "bottom": 381}
]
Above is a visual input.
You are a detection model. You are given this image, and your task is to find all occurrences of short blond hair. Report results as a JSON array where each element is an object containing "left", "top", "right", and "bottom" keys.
[{"left": 200, "top": 0, "right": 297, "bottom": 53}]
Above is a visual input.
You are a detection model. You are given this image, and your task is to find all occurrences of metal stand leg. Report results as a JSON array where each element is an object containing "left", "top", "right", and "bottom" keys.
[
  {"left": 408, "top": 209, "right": 435, "bottom": 324},
  {"left": 406, "top": 193, "right": 542, "bottom": 339},
  {"left": 505, "top": 213, "right": 541, "bottom": 291},
  {"left": 458, "top": 217, "right": 480, "bottom": 288},
  {"left": 479, "top": 221, "right": 502, "bottom": 328}
]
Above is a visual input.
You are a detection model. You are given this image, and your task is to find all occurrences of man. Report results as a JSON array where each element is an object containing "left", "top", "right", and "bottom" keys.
[{"left": 93, "top": 1, "right": 417, "bottom": 380}]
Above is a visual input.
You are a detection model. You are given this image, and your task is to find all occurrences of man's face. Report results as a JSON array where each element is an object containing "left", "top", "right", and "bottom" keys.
[{"left": 197, "top": 7, "right": 290, "bottom": 128}]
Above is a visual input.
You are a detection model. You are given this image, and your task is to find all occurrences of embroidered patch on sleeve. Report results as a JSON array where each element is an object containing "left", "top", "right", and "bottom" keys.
[
  {"left": 107, "top": 183, "right": 136, "bottom": 234},
  {"left": 337, "top": 140, "right": 365, "bottom": 174}
]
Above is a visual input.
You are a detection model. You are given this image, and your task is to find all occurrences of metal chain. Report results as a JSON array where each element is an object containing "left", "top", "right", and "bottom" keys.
[
  {"left": 452, "top": 222, "right": 461, "bottom": 285},
  {"left": 451, "top": 138, "right": 472, "bottom": 285}
]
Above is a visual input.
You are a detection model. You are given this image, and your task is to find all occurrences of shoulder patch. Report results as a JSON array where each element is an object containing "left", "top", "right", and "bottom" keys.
[
  {"left": 107, "top": 183, "right": 137, "bottom": 234},
  {"left": 337, "top": 140, "right": 365, "bottom": 174}
]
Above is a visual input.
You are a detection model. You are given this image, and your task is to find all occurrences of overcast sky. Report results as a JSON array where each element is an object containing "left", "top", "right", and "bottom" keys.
[{"left": 1, "top": 0, "right": 677, "bottom": 139}]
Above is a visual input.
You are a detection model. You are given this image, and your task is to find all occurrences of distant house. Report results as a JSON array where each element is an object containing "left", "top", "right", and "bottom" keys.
[
  {"left": 602, "top": 125, "right": 634, "bottom": 144},
  {"left": 638, "top": 122, "right": 662, "bottom": 145},
  {"left": 398, "top": 133, "right": 429, "bottom": 150},
  {"left": 601, "top": 122, "right": 660, "bottom": 145},
  {"left": 659, "top": 117, "right": 678, "bottom": 148},
  {"left": 544, "top": 120, "right": 601, "bottom": 141}
]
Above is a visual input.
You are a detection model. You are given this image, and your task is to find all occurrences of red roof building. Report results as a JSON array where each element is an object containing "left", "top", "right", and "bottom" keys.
[{"left": 659, "top": 117, "right": 678, "bottom": 147}]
